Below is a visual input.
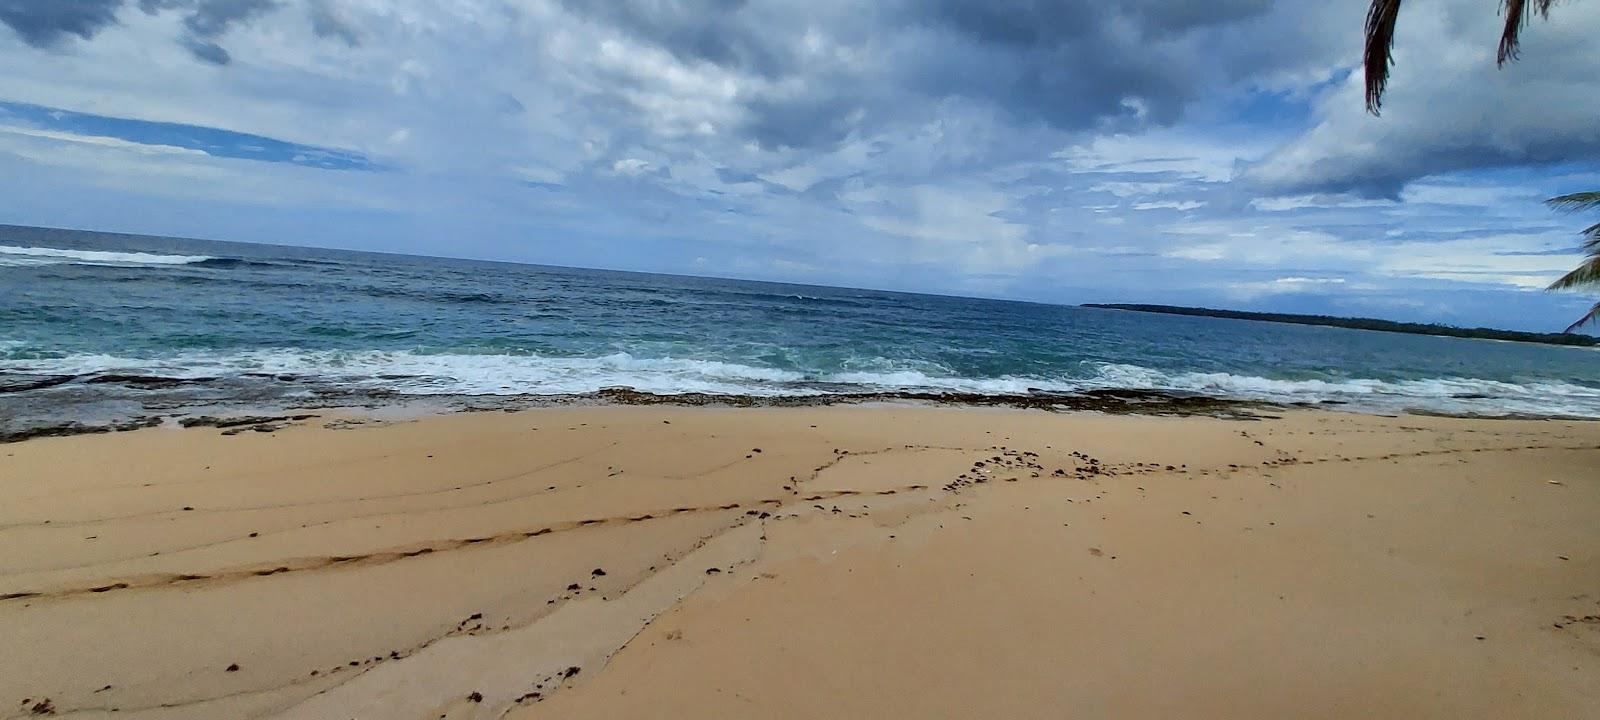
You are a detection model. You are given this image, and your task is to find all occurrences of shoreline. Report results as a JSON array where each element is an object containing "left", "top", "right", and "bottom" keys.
[
  {"left": 2, "top": 404, "right": 1597, "bottom": 718},
  {"left": 0, "top": 386, "right": 1279, "bottom": 443},
  {"left": 5, "top": 381, "right": 1598, "bottom": 445}
]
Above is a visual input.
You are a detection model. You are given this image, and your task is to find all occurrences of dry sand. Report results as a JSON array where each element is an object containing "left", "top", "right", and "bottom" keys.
[{"left": 1, "top": 405, "right": 1597, "bottom": 718}]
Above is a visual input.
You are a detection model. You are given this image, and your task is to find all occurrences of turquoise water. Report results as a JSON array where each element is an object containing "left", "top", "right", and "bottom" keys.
[{"left": 4, "top": 224, "right": 1600, "bottom": 421}]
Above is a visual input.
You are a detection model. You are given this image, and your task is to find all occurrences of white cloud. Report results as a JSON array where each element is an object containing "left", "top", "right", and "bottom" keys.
[
  {"left": 1275, "top": 276, "right": 1345, "bottom": 285},
  {"left": 1399, "top": 182, "right": 1539, "bottom": 207},
  {"left": 510, "top": 164, "right": 564, "bottom": 184},
  {"left": 1089, "top": 181, "right": 1181, "bottom": 198},
  {"left": 610, "top": 158, "right": 653, "bottom": 176},
  {"left": 1132, "top": 200, "right": 1206, "bottom": 211},
  {"left": 1223, "top": 276, "right": 1351, "bottom": 300},
  {"left": 1055, "top": 130, "right": 1266, "bottom": 183},
  {"left": 1249, "top": 194, "right": 1391, "bottom": 212}
]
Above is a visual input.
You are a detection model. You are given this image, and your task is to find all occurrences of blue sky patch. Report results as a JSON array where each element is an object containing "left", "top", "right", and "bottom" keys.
[{"left": 0, "top": 100, "right": 378, "bottom": 171}]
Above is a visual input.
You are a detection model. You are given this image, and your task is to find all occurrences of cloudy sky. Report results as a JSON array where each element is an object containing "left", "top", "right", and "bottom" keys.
[{"left": 2, "top": 0, "right": 1598, "bottom": 330}]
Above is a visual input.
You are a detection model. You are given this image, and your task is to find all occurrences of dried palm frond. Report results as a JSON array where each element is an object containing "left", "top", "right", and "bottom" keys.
[
  {"left": 1498, "top": 0, "right": 1556, "bottom": 65},
  {"left": 1363, "top": 0, "right": 1404, "bottom": 114},
  {"left": 1367, "top": 0, "right": 1557, "bottom": 114}
]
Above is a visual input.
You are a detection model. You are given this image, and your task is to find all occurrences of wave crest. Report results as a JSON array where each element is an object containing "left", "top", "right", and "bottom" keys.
[
  {"left": 5, "top": 349, "right": 1600, "bottom": 418},
  {"left": 0, "top": 245, "right": 216, "bottom": 267}
]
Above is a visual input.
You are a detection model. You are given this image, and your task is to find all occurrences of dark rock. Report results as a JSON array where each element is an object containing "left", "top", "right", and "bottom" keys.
[
  {"left": 0, "top": 373, "right": 76, "bottom": 394},
  {"left": 85, "top": 374, "right": 216, "bottom": 389}
]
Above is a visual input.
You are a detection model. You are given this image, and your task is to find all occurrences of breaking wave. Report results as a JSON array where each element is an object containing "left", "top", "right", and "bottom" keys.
[
  {"left": 6, "top": 349, "right": 1600, "bottom": 418},
  {"left": 0, "top": 245, "right": 217, "bottom": 267}
]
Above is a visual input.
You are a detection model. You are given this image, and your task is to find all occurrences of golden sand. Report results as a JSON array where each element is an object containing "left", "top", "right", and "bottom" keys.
[{"left": 1, "top": 406, "right": 1597, "bottom": 718}]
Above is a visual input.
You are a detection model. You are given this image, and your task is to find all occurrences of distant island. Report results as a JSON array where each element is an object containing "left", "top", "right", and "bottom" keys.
[{"left": 1083, "top": 304, "right": 1600, "bottom": 347}]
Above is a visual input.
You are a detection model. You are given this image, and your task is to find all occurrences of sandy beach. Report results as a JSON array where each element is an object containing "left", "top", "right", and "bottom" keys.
[{"left": 2, "top": 405, "right": 1598, "bottom": 719}]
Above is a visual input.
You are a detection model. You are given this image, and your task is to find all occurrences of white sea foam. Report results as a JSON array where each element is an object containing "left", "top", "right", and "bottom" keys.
[
  {"left": 1082, "top": 363, "right": 1600, "bottom": 417},
  {"left": 0, "top": 245, "right": 215, "bottom": 267},
  {"left": 6, "top": 349, "right": 1600, "bottom": 418}
]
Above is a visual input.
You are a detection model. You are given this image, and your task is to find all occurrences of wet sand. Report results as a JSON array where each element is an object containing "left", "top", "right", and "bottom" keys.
[{"left": 1, "top": 406, "right": 1597, "bottom": 718}]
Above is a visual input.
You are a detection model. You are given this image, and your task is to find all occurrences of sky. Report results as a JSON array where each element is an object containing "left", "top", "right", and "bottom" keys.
[{"left": 2, "top": 0, "right": 1599, "bottom": 332}]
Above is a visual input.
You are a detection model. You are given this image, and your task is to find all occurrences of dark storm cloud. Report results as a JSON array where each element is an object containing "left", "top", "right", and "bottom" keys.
[
  {"left": 139, "top": 0, "right": 277, "bottom": 63},
  {"left": 1246, "top": 1, "right": 1600, "bottom": 198},
  {"left": 545, "top": 0, "right": 1299, "bottom": 150},
  {"left": 31, "top": 0, "right": 1561, "bottom": 200},
  {"left": 308, "top": 0, "right": 358, "bottom": 46},
  {"left": 0, "top": 0, "right": 124, "bottom": 47},
  {"left": 557, "top": 0, "right": 795, "bottom": 78},
  {"left": 1, "top": 0, "right": 278, "bottom": 63},
  {"left": 1252, "top": 127, "right": 1600, "bottom": 200},
  {"left": 741, "top": 92, "right": 869, "bottom": 151},
  {"left": 910, "top": 0, "right": 1281, "bottom": 127},
  {"left": 182, "top": 36, "right": 230, "bottom": 63},
  {"left": 3, "top": 0, "right": 1324, "bottom": 143},
  {"left": 177, "top": 0, "right": 276, "bottom": 39}
]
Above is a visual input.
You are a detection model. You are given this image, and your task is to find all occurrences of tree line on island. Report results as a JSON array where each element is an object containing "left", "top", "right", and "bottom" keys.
[{"left": 1083, "top": 304, "right": 1600, "bottom": 347}]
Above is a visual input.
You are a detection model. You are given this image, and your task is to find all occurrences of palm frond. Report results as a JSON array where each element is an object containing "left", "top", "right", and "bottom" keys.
[
  {"left": 1578, "top": 222, "right": 1600, "bottom": 252},
  {"left": 1499, "top": 0, "right": 1531, "bottom": 65},
  {"left": 1363, "top": 0, "right": 1404, "bottom": 115},
  {"left": 1500, "top": 0, "right": 1556, "bottom": 65},
  {"left": 1549, "top": 256, "right": 1600, "bottom": 291},
  {"left": 1547, "top": 192, "right": 1600, "bottom": 213},
  {"left": 1562, "top": 301, "right": 1600, "bottom": 334}
]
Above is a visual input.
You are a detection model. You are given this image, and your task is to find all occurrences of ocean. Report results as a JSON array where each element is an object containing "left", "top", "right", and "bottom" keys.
[{"left": 4, "top": 224, "right": 1600, "bottom": 433}]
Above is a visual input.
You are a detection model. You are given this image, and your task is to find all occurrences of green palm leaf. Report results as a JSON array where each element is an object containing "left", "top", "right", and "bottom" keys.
[
  {"left": 1578, "top": 222, "right": 1600, "bottom": 252},
  {"left": 1547, "top": 192, "right": 1600, "bottom": 213},
  {"left": 1562, "top": 301, "right": 1600, "bottom": 334},
  {"left": 1549, "top": 256, "right": 1600, "bottom": 291},
  {"left": 1546, "top": 191, "right": 1600, "bottom": 332}
]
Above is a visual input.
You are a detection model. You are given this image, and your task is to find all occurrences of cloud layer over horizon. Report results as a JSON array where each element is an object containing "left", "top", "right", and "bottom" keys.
[{"left": 2, "top": 0, "right": 1598, "bottom": 331}]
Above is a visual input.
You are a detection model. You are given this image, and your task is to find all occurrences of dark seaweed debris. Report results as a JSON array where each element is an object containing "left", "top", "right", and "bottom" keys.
[
  {"left": 181, "top": 414, "right": 320, "bottom": 435},
  {"left": 0, "top": 414, "right": 322, "bottom": 444},
  {"left": 178, "top": 414, "right": 319, "bottom": 429},
  {"left": 0, "top": 388, "right": 1268, "bottom": 445},
  {"left": 560, "top": 387, "right": 1274, "bottom": 418},
  {"left": 0, "top": 417, "right": 162, "bottom": 444}
]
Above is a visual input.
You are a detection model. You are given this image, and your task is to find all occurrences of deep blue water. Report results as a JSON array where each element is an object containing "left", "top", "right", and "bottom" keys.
[{"left": 4, "top": 224, "right": 1600, "bottom": 420}]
